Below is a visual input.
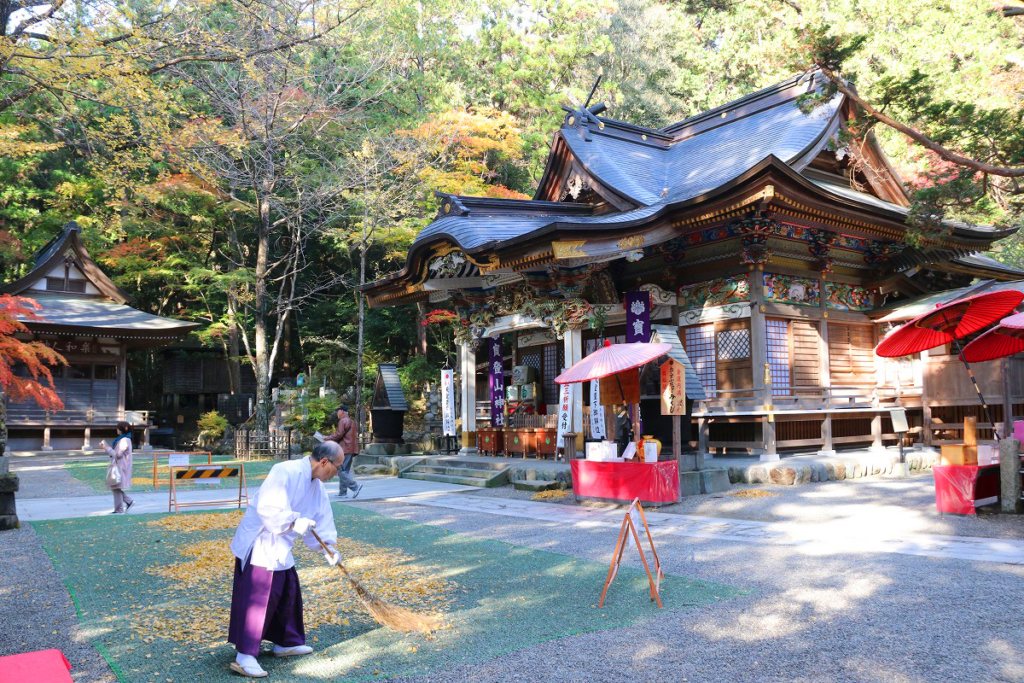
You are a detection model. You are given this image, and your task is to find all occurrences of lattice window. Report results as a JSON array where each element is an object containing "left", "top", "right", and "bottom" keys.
[
  {"left": 684, "top": 324, "right": 717, "bottom": 395},
  {"left": 766, "top": 319, "right": 791, "bottom": 396},
  {"left": 520, "top": 351, "right": 541, "bottom": 389},
  {"left": 717, "top": 329, "right": 751, "bottom": 360},
  {"left": 541, "top": 345, "right": 561, "bottom": 404}
]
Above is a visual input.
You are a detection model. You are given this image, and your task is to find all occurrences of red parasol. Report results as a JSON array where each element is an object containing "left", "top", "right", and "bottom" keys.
[
  {"left": 876, "top": 289, "right": 1024, "bottom": 440},
  {"left": 554, "top": 341, "right": 671, "bottom": 384},
  {"left": 875, "top": 290, "right": 1024, "bottom": 358},
  {"left": 961, "top": 311, "right": 1024, "bottom": 362}
]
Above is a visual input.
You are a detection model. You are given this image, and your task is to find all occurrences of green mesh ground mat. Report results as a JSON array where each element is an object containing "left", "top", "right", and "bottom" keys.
[
  {"left": 33, "top": 505, "right": 748, "bottom": 682},
  {"left": 64, "top": 457, "right": 275, "bottom": 494}
]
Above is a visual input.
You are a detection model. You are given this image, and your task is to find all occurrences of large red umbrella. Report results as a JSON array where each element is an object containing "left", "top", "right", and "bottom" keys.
[
  {"left": 875, "top": 290, "right": 1024, "bottom": 358},
  {"left": 961, "top": 311, "right": 1024, "bottom": 362},
  {"left": 876, "top": 289, "right": 1024, "bottom": 440},
  {"left": 554, "top": 341, "right": 671, "bottom": 384}
]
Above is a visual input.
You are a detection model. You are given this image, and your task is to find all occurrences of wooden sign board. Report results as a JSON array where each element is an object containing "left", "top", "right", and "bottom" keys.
[
  {"left": 600, "top": 370, "right": 640, "bottom": 405},
  {"left": 660, "top": 359, "right": 686, "bottom": 415},
  {"left": 599, "top": 498, "right": 664, "bottom": 608}
]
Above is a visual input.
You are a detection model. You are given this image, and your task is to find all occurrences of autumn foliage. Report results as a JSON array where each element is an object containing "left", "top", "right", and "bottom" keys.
[{"left": 0, "top": 296, "right": 66, "bottom": 410}]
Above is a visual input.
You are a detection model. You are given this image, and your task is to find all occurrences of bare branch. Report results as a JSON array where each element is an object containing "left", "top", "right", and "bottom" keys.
[{"left": 816, "top": 63, "right": 1024, "bottom": 178}]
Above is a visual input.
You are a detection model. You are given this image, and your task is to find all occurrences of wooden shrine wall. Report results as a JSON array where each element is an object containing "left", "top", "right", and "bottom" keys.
[
  {"left": 790, "top": 320, "right": 820, "bottom": 396},
  {"left": 827, "top": 323, "right": 875, "bottom": 386}
]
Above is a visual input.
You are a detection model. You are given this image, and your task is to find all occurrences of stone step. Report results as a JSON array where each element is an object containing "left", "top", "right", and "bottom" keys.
[
  {"left": 511, "top": 479, "right": 560, "bottom": 492},
  {"left": 408, "top": 465, "right": 494, "bottom": 478},
  {"left": 402, "top": 472, "right": 504, "bottom": 487},
  {"left": 422, "top": 458, "right": 510, "bottom": 472}
]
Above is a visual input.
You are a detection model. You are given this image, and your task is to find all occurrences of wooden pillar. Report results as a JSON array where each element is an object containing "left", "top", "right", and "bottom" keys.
[
  {"left": 82, "top": 427, "right": 92, "bottom": 451},
  {"left": 750, "top": 271, "right": 776, "bottom": 460},
  {"left": 117, "top": 346, "right": 127, "bottom": 415},
  {"left": 564, "top": 326, "right": 584, "bottom": 449},
  {"left": 698, "top": 415, "right": 709, "bottom": 456},
  {"left": 818, "top": 316, "right": 835, "bottom": 456},
  {"left": 668, "top": 303, "right": 682, "bottom": 461},
  {"left": 870, "top": 413, "right": 885, "bottom": 452},
  {"left": 820, "top": 414, "right": 833, "bottom": 455},
  {"left": 1003, "top": 356, "right": 1014, "bottom": 439},
  {"left": 920, "top": 349, "right": 933, "bottom": 447},
  {"left": 458, "top": 339, "right": 478, "bottom": 455},
  {"left": 42, "top": 426, "right": 52, "bottom": 451}
]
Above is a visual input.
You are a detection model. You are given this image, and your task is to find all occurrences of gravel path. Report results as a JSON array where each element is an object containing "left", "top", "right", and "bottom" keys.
[
  {"left": 467, "top": 471, "right": 1024, "bottom": 539},
  {"left": 0, "top": 524, "right": 116, "bottom": 682},
  {"left": 11, "top": 460, "right": 99, "bottom": 499},
  {"left": 347, "top": 498, "right": 1024, "bottom": 683}
]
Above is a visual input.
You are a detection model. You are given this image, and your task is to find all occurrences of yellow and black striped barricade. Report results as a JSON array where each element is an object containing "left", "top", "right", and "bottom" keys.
[
  {"left": 168, "top": 462, "right": 248, "bottom": 513},
  {"left": 152, "top": 452, "right": 213, "bottom": 489}
]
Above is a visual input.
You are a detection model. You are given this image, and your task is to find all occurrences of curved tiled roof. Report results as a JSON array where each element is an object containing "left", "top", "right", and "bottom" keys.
[
  {"left": 367, "top": 72, "right": 1013, "bottom": 300},
  {"left": 563, "top": 93, "right": 842, "bottom": 207}
]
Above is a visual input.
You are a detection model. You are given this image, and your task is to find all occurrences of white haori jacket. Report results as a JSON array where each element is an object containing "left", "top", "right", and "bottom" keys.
[{"left": 230, "top": 457, "right": 338, "bottom": 571}]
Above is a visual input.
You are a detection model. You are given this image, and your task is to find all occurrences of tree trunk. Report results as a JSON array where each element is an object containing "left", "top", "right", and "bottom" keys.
[
  {"left": 253, "top": 195, "right": 272, "bottom": 435},
  {"left": 355, "top": 207, "right": 368, "bottom": 446},
  {"left": 416, "top": 301, "right": 428, "bottom": 356},
  {"left": 226, "top": 292, "right": 242, "bottom": 395}
]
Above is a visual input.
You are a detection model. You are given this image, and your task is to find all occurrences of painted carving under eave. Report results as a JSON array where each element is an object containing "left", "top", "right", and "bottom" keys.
[
  {"left": 678, "top": 275, "right": 750, "bottom": 311},
  {"left": 825, "top": 282, "right": 873, "bottom": 311},
  {"left": 763, "top": 273, "right": 820, "bottom": 307}
]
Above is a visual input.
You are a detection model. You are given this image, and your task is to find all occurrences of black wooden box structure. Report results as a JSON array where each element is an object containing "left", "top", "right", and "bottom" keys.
[{"left": 370, "top": 364, "right": 408, "bottom": 444}]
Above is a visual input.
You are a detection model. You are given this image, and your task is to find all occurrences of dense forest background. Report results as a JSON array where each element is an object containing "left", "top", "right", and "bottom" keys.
[{"left": 2, "top": 0, "right": 1023, "bottom": 423}]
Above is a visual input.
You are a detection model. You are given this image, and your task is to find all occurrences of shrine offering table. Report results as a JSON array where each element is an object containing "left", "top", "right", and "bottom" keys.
[
  {"left": 0, "top": 649, "right": 73, "bottom": 683},
  {"left": 506, "top": 428, "right": 536, "bottom": 458},
  {"left": 933, "top": 464, "right": 1000, "bottom": 515},
  {"left": 477, "top": 428, "right": 504, "bottom": 456},
  {"left": 535, "top": 428, "right": 558, "bottom": 459},
  {"left": 571, "top": 459, "right": 679, "bottom": 506}
]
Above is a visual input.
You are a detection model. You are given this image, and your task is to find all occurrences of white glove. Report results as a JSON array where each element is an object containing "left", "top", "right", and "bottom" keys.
[
  {"left": 291, "top": 517, "right": 316, "bottom": 536},
  {"left": 323, "top": 545, "right": 340, "bottom": 566}
]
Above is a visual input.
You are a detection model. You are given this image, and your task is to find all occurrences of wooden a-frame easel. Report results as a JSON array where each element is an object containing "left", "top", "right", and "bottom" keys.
[{"left": 599, "top": 497, "right": 664, "bottom": 608}]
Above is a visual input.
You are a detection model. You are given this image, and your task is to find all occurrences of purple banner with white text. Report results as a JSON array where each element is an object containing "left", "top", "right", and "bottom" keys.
[
  {"left": 489, "top": 335, "right": 505, "bottom": 427},
  {"left": 626, "top": 290, "right": 651, "bottom": 343}
]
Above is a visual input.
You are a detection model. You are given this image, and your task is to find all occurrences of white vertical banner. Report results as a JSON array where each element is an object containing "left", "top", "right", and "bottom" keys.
[
  {"left": 556, "top": 378, "right": 573, "bottom": 447},
  {"left": 589, "top": 381, "right": 606, "bottom": 439},
  {"left": 440, "top": 369, "right": 456, "bottom": 437}
]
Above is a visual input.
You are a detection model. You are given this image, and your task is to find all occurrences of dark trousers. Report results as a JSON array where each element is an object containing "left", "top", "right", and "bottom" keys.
[{"left": 227, "top": 558, "right": 305, "bottom": 656}]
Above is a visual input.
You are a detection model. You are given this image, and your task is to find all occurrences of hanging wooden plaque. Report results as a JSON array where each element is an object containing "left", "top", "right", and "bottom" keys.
[
  {"left": 660, "top": 359, "right": 686, "bottom": 415},
  {"left": 600, "top": 370, "right": 640, "bottom": 405}
]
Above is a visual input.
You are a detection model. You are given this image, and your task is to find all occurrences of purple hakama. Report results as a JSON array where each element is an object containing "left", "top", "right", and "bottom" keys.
[{"left": 228, "top": 558, "right": 306, "bottom": 656}]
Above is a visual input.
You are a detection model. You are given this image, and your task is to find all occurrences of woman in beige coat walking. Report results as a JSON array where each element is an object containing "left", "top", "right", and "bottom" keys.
[{"left": 102, "top": 421, "right": 134, "bottom": 513}]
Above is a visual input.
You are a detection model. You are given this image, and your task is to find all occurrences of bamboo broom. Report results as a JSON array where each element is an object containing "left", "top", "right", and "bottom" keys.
[{"left": 310, "top": 528, "right": 440, "bottom": 633}]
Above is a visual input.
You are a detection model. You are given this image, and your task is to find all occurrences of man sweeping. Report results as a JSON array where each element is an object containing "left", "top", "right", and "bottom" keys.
[{"left": 227, "top": 441, "right": 344, "bottom": 678}]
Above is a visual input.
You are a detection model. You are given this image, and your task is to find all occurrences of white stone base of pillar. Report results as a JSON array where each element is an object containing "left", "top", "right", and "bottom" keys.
[
  {"left": 816, "top": 449, "right": 837, "bottom": 457},
  {"left": 758, "top": 452, "right": 780, "bottom": 462},
  {"left": 885, "top": 462, "right": 910, "bottom": 478},
  {"left": 867, "top": 445, "right": 889, "bottom": 454},
  {"left": 458, "top": 447, "right": 478, "bottom": 457}
]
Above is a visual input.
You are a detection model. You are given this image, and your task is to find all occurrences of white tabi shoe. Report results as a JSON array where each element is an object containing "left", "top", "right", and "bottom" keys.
[
  {"left": 231, "top": 654, "right": 268, "bottom": 677},
  {"left": 272, "top": 644, "right": 313, "bottom": 657}
]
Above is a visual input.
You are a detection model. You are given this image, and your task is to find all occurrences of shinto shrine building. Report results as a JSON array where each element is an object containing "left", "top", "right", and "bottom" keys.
[
  {"left": 2, "top": 222, "right": 200, "bottom": 451},
  {"left": 362, "top": 71, "right": 1024, "bottom": 461}
]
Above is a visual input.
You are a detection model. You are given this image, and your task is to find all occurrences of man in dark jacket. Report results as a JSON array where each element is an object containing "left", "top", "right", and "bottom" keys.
[{"left": 326, "top": 405, "right": 361, "bottom": 498}]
